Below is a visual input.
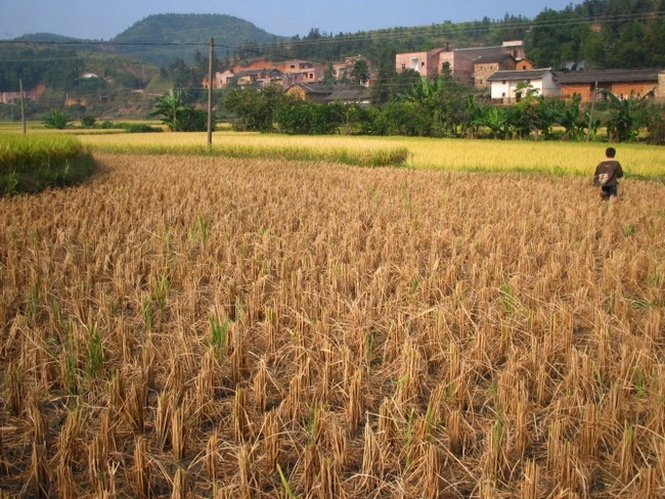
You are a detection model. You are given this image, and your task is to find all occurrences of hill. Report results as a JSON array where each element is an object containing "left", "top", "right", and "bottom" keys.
[{"left": 111, "top": 14, "right": 288, "bottom": 66}]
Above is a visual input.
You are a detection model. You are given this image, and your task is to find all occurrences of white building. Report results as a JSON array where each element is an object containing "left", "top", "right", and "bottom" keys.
[{"left": 486, "top": 68, "right": 560, "bottom": 104}]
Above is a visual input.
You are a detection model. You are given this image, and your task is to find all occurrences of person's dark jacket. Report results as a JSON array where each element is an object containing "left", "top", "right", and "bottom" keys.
[{"left": 594, "top": 160, "right": 623, "bottom": 187}]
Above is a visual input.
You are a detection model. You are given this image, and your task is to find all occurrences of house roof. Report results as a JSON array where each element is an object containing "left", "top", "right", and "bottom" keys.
[
  {"left": 554, "top": 68, "right": 661, "bottom": 84},
  {"left": 453, "top": 44, "right": 516, "bottom": 53},
  {"left": 234, "top": 68, "right": 282, "bottom": 78},
  {"left": 325, "top": 87, "right": 371, "bottom": 102},
  {"left": 286, "top": 82, "right": 335, "bottom": 95},
  {"left": 486, "top": 68, "right": 553, "bottom": 82},
  {"left": 474, "top": 54, "right": 515, "bottom": 65},
  {"left": 284, "top": 83, "right": 371, "bottom": 101}
]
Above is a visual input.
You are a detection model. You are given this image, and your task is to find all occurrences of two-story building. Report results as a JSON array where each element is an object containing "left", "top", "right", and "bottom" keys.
[
  {"left": 396, "top": 41, "right": 527, "bottom": 86},
  {"left": 395, "top": 48, "right": 446, "bottom": 79},
  {"left": 473, "top": 54, "right": 533, "bottom": 88}
]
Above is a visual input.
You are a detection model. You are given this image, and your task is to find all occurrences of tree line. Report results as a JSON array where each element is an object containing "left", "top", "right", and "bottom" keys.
[
  {"left": 241, "top": 0, "right": 665, "bottom": 74},
  {"left": 220, "top": 74, "right": 665, "bottom": 144}
]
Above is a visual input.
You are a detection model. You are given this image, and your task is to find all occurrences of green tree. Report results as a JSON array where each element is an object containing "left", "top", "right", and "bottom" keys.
[
  {"left": 350, "top": 59, "right": 370, "bottom": 86},
  {"left": 150, "top": 88, "right": 187, "bottom": 131},
  {"left": 375, "top": 100, "right": 431, "bottom": 136},
  {"left": 43, "top": 109, "right": 72, "bottom": 129},
  {"left": 222, "top": 84, "right": 291, "bottom": 132},
  {"left": 603, "top": 89, "right": 652, "bottom": 142},
  {"left": 275, "top": 101, "right": 342, "bottom": 135},
  {"left": 178, "top": 107, "right": 212, "bottom": 132},
  {"left": 483, "top": 106, "right": 509, "bottom": 139},
  {"left": 555, "top": 94, "right": 591, "bottom": 141}
]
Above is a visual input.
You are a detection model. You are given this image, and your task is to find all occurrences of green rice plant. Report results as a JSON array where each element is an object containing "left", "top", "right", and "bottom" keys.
[
  {"left": 365, "top": 332, "right": 375, "bottom": 372},
  {"left": 634, "top": 368, "right": 648, "bottom": 399},
  {"left": 86, "top": 323, "right": 103, "bottom": 376},
  {"left": 276, "top": 463, "right": 297, "bottom": 499},
  {"left": 189, "top": 213, "right": 210, "bottom": 246},
  {"left": 498, "top": 282, "right": 517, "bottom": 316},
  {"left": 209, "top": 315, "right": 229, "bottom": 358},
  {"left": 153, "top": 272, "right": 169, "bottom": 315},
  {"left": 621, "top": 223, "right": 636, "bottom": 237},
  {"left": 64, "top": 326, "right": 78, "bottom": 395},
  {"left": 143, "top": 298, "right": 154, "bottom": 332},
  {"left": 26, "top": 282, "right": 42, "bottom": 319}
]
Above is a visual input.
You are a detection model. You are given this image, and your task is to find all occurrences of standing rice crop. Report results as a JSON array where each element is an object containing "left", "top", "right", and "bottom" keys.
[{"left": 0, "top": 133, "right": 95, "bottom": 194}]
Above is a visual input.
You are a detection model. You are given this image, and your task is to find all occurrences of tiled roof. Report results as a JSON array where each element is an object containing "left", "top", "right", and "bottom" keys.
[
  {"left": 234, "top": 68, "right": 282, "bottom": 78},
  {"left": 554, "top": 68, "right": 661, "bottom": 84},
  {"left": 474, "top": 54, "right": 515, "bottom": 65},
  {"left": 486, "top": 69, "right": 553, "bottom": 81},
  {"left": 325, "top": 88, "right": 371, "bottom": 101},
  {"left": 288, "top": 82, "right": 335, "bottom": 95}
]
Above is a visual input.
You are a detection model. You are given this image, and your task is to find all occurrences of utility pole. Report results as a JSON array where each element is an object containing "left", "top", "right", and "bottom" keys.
[
  {"left": 207, "top": 37, "right": 214, "bottom": 147},
  {"left": 19, "top": 79, "right": 26, "bottom": 134},
  {"left": 586, "top": 80, "right": 598, "bottom": 143}
]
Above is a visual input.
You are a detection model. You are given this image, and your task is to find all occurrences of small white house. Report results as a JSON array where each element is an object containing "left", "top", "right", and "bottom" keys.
[{"left": 486, "top": 68, "right": 560, "bottom": 104}]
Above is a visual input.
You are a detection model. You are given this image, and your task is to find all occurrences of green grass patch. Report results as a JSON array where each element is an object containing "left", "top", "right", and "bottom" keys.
[{"left": 0, "top": 134, "right": 96, "bottom": 195}]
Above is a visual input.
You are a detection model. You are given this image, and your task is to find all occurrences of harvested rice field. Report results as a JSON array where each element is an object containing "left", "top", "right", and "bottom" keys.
[{"left": 1, "top": 154, "right": 664, "bottom": 498}]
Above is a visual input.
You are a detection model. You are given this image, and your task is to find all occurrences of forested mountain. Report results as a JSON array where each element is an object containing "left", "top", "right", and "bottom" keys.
[
  {"left": 111, "top": 14, "right": 288, "bottom": 67},
  {"left": 525, "top": 0, "right": 665, "bottom": 69}
]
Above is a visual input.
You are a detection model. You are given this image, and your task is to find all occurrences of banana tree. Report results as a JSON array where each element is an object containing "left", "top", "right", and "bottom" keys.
[
  {"left": 603, "top": 89, "right": 653, "bottom": 143},
  {"left": 150, "top": 88, "right": 187, "bottom": 131}
]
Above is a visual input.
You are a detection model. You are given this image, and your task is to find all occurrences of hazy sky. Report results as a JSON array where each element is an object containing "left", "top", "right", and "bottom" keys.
[{"left": 1, "top": 0, "right": 580, "bottom": 41}]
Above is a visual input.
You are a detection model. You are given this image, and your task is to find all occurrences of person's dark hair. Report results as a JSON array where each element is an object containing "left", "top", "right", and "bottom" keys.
[{"left": 606, "top": 147, "right": 616, "bottom": 158}]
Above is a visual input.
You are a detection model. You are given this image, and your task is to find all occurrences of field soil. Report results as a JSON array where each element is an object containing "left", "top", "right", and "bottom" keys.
[{"left": 1, "top": 154, "right": 664, "bottom": 497}]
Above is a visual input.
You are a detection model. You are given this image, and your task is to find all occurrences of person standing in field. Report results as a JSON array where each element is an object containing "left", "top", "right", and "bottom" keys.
[{"left": 594, "top": 147, "right": 624, "bottom": 200}]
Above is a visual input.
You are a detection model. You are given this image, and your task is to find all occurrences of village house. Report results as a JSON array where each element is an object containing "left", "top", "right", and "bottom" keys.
[
  {"left": 208, "top": 59, "right": 326, "bottom": 89},
  {"left": 0, "top": 84, "right": 45, "bottom": 105},
  {"left": 394, "top": 48, "right": 446, "bottom": 79},
  {"left": 331, "top": 55, "right": 373, "bottom": 83},
  {"left": 473, "top": 54, "right": 533, "bottom": 88},
  {"left": 396, "top": 40, "right": 527, "bottom": 86},
  {"left": 555, "top": 68, "right": 664, "bottom": 103},
  {"left": 283, "top": 82, "right": 371, "bottom": 105},
  {"left": 486, "top": 68, "right": 560, "bottom": 104}
]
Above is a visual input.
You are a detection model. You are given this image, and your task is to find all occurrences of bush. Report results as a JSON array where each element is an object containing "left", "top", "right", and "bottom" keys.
[
  {"left": 177, "top": 107, "right": 211, "bottom": 132},
  {"left": 644, "top": 104, "right": 665, "bottom": 146},
  {"left": 276, "top": 102, "right": 342, "bottom": 135},
  {"left": 43, "top": 108, "right": 72, "bottom": 129},
  {"left": 116, "top": 122, "right": 163, "bottom": 133},
  {"left": 81, "top": 115, "right": 97, "bottom": 128}
]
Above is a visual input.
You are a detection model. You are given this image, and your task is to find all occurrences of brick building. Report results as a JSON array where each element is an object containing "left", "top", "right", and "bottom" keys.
[
  {"left": 555, "top": 68, "right": 663, "bottom": 103},
  {"left": 396, "top": 41, "right": 527, "bottom": 86}
]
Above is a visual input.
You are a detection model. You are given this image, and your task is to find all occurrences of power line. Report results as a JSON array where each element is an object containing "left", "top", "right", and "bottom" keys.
[{"left": 0, "top": 10, "right": 663, "bottom": 54}]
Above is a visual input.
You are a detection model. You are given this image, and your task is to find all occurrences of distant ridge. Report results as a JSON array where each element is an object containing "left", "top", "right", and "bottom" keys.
[
  {"left": 6, "top": 14, "right": 289, "bottom": 67},
  {"left": 111, "top": 14, "right": 288, "bottom": 66}
]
